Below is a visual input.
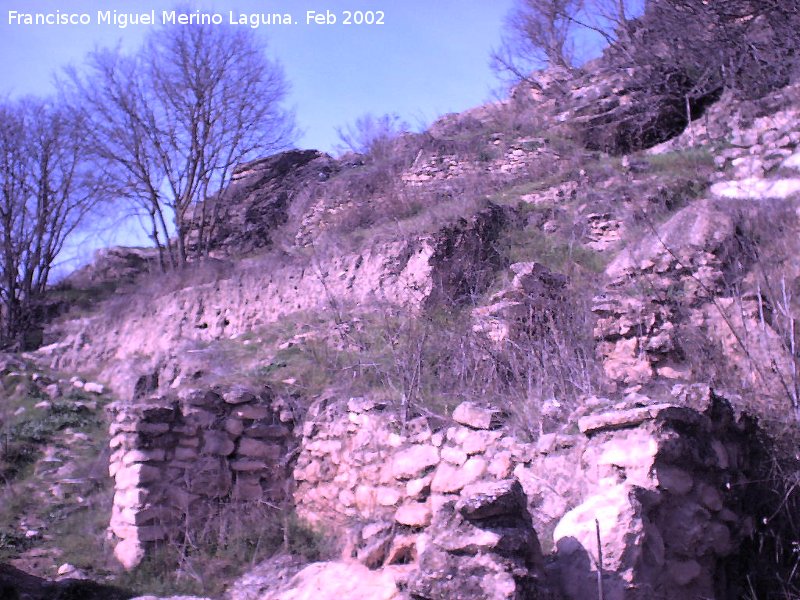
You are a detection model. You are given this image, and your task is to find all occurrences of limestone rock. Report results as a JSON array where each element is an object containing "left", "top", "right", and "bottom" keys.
[
  {"left": 395, "top": 502, "right": 432, "bottom": 527},
  {"left": 578, "top": 404, "right": 673, "bottom": 435},
  {"left": 114, "top": 536, "right": 146, "bottom": 570},
  {"left": 223, "top": 385, "right": 259, "bottom": 405},
  {"left": 431, "top": 456, "right": 487, "bottom": 494},
  {"left": 257, "top": 560, "right": 403, "bottom": 600},
  {"left": 409, "top": 478, "right": 542, "bottom": 600},
  {"left": 83, "top": 381, "right": 105, "bottom": 394},
  {"left": 392, "top": 444, "right": 440, "bottom": 480},
  {"left": 452, "top": 402, "right": 502, "bottom": 430}
]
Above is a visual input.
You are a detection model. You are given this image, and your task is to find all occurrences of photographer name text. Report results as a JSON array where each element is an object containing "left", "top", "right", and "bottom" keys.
[{"left": 7, "top": 9, "right": 386, "bottom": 29}]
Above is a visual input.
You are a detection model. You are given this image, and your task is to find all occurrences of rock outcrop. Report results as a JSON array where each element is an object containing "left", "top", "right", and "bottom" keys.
[
  {"left": 710, "top": 83, "right": 800, "bottom": 201},
  {"left": 188, "top": 150, "right": 340, "bottom": 256},
  {"left": 409, "top": 479, "right": 543, "bottom": 600},
  {"left": 593, "top": 199, "right": 735, "bottom": 385},
  {"left": 551, "top": 393, "right": 757, "bottom": 599},
  {"left": 41, "top": 206, "right": 506, "bottom": 399},
  {"left": 472, "top": 261, "right": 567, "bottom": 344}
]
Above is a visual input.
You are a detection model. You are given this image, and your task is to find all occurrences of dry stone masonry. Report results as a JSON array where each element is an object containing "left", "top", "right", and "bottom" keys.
[
  {"left": 710, "top": 83, "right": 800, "bottom": 201},
  {"left": 43, "top": 206, "right": 506, "bottom": 401},
  {"left": 292, "top": 389, "right": 761, "bottom": 599},
  {"left": 551, "top": 391, "right": 758, "bottom": 600},
  {"left": 107, "top": 385, "right": 295, "bottom": 569},
  {"left": 402, "top": 139, "right": 550, "bottom": 185}
]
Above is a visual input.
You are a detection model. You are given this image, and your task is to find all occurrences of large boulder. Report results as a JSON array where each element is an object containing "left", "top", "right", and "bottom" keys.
[
  {"left": 187, "top": 150, "right": 340, "bottom": 256},
  {"left": 409, "top": 479, "right": 543, "bottom": 600},
  {"left": 225, "top": 556, "right": 404, "bottom": 600}
]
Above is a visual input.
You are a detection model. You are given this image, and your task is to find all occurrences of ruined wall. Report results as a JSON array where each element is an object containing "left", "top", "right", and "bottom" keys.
[
  {"left": 103, "top": 376, "right": 761, "bottom": 598},
  {"left": 293, "top": 389, "right": 759, "bottom": 599},
  {"left": 106, "top": 386, "right": 295, "bottom": 569},
  {"left": 42, "top": 208, "right": 506, "bottom": 399}
]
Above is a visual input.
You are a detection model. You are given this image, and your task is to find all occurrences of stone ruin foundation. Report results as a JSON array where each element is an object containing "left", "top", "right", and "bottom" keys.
[
  {"left": 292, "top": 389, "right": 763, "bottom": 599},
  {"left": 105, "top": 384, "right": 768, "bottom": 599},
  {"left": 106, "top": 386, "right": 295, "bottom": 569}
]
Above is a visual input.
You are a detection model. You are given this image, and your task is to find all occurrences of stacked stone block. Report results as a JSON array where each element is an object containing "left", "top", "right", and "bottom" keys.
[
  {"left": 293, "top": 390, "right": 759, "bottom": 599},
  {"left": 107, "top": 386, "right": 295, "bottom": 569}
]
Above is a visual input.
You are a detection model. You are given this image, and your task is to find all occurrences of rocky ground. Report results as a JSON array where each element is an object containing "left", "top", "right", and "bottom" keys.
[{"left": 2, "top": 31, "right": 800, "bottom": 600}]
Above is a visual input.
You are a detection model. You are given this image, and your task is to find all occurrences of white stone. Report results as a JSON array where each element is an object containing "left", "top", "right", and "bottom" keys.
[
  {"left": 395, "top": 502, "right": 432, "bottom": 527},
  {"left": 452, "top": 402, "right": 500, "bottom": 430},
  {"left": 487, "top": 451, "right": 513, "bottom": 478},
  {"left": 440, "top": 446, "right": 468, "bottom": 466},
  {"left": 391, "top": 445, "right": 439, "bottom": 480},
  {"left": 269, "top": 561, "right": 401, "bottom": 599},
  {"left": 83, "top": 382, "right": 105, "bottom": 394},
  {"left": 783, "top": 152, "right": 800, "bottom": 170},
  {"left": 711, "top": 177, "right": 800, "bottom": 200},
  {"left": 430, "top": 456, "right": 487, "bottom": 494},
  {"left": 115, "top": 463, "right": 162, "bottom": 490},
  {"left": 406, "top": 475, "right": 432, "bottom": 499},
  {"left": 122, "top": 448, "right": 166, "bottom": 464},
  {"left": 114, "top": 537, "right": 145, "bottom": 570},
  {"left": 579, "top": 404, "right": 673, "bottom": 435},
  {"left": 376, "top": 487, "right": 402, "bottom": 506}
]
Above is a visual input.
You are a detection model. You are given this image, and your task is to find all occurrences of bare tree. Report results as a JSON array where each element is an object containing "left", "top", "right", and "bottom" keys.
[
  {"left": 0, "top": 99, "right": 100, "bottom": 348},
  {"left": 65, "top": 20, "right": 295, "bottom": 267},
  {"left": 334, "top": 113, "right": 408, "bottom": 159},
  {"left": 633, "top": 0, "right": 800, "bottom": 98},
  {"left": 494, "top": 0, "right": 799, "bottom": 151},
  {"left": 491, "top": 0, "right": 585, "bottom": 82}
]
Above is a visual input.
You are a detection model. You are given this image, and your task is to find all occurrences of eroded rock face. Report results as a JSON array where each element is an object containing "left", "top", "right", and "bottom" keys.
[
  {"left": 409, "top": 479, "right": 543, "bottom": 600},
  {"left": 516, "top": 60, "right": 709, "bottom": 155},
  {"left": 424, "top": 204, "right": 508, "bottom": 308},
  {"left": 593, "top": 197, "right": 797, "bottom": 402},
  {"left": 42, "top": 206, "right": 507, "bottom": 399},
  {"left": 593, "top": 199, "right": 733, "bottom": 385},
  {"left": 187, "top": 150, "right": 340, "bottom": 256}
]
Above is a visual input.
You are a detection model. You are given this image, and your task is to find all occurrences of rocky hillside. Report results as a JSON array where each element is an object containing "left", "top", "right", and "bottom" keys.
[{"left": 2, "top": 32, "right": 800, "bottom": 600}]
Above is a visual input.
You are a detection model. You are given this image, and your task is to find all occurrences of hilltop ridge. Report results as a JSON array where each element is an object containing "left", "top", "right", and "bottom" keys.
[{"left": 3, "top": 24, "right": 800, "bottom": 599}]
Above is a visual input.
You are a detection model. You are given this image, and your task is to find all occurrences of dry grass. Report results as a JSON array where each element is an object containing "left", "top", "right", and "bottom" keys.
[{"left": 115, "top": 502, "right": 330, "bottom": 597}]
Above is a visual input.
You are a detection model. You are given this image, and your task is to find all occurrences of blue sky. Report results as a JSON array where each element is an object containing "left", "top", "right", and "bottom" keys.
[
  {"left": 0, "top": 0, "right": 517, "bottom": 153},
  {"left": 0, "top": 0, "right": 629, "bottom": 271},
  {"left": 0, "top": 0, "right": 521, "bottom": 268}
]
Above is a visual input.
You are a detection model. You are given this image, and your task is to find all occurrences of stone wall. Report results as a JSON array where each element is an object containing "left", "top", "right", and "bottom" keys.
[
  {"left": 401, "top": 140, "right": 549, "bottom": 185},
  {"left": 43, "top": 207, "right": 507, "bottom": 400},
  {"left": 106, "top": 385, "right": 295, "bottom": 569},
  {"left": 104, "top": 380, "right": 762, "bottom": 598},
  {"left": 293, "top": 388, "right": 760, "bottom": 599}
]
